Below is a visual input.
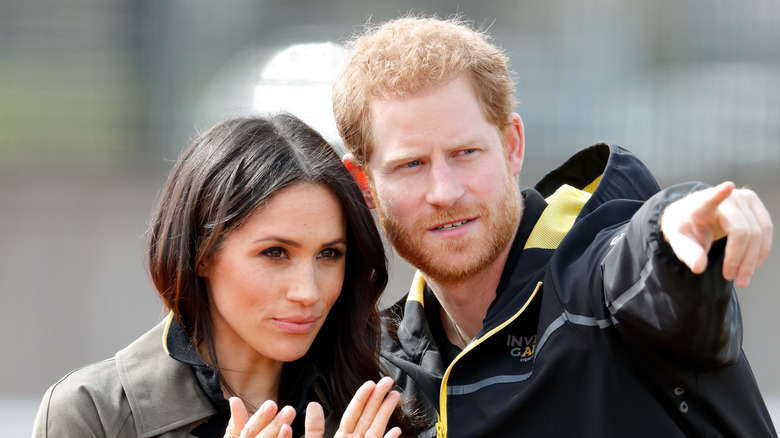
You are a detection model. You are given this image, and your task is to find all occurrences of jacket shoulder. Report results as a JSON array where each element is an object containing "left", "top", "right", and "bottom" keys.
[
  {"left": 32, "top": 358, "right": 135, "bottom": 437},
  {"left": 33, "top": 319, "right": 214, "bottom": 438},
  {"left": 115, "top": 318, "right": 214, "bottom": 436}
]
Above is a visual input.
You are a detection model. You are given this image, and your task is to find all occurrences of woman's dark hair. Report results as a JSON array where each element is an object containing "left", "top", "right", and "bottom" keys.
[{"left": 145, "top": 114, "right": 390, "bottom": 421}]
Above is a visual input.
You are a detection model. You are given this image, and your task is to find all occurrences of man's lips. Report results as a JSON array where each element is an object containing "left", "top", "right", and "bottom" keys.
[
  {"left": 273, "top": 315, "right": 319, "bottom": 334},
  {"left": 429, "top": 218, "right": 475, "bottom": 232}
]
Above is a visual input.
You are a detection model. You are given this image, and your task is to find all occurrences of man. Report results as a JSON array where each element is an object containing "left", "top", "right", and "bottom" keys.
[{"left": 332, "top": 15, "right": 776, "bottom": 438}]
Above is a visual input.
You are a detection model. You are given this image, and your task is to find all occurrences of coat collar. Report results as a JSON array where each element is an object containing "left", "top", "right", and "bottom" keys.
[{"left": 115, "top": 315, "right": 215, "bottom": 437}]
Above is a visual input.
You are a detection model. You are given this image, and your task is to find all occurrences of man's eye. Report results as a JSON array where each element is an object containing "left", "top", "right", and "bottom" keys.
[{"left": 404, "top": 160, "right": 421, "bottom": 168}]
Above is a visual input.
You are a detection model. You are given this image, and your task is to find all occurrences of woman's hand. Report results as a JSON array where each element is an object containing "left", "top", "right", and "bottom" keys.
[
  {"left": 336, "top": 376, "right": 402, "bottom": 438},
  {"left": 224, "top": 397, "right": 297, "bottom": 438},
  {"left": 224, "top": 377, "right": 402, "bottom": 438}
]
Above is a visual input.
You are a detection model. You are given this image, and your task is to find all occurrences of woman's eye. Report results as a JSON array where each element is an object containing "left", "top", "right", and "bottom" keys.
[
  {"left": 318, "top": 248, "right": 344, "bottom": 259},
  {"left": 262, "top": 247, "right": 287, "bottom": 259}
]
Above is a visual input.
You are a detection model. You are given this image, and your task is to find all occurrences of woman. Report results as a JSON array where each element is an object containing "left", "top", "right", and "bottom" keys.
[{"left": 33, "top": 114, "right": 404, "bottom": 437}]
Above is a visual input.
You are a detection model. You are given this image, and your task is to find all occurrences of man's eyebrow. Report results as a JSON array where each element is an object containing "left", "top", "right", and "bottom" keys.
[
  {"left": 382, "top": 151, "right": 422, "bottom": 165},
  {"left": 451, "top": 135, "right": 483, "bottom": 149},
  {"left": 381, "top": 136, "right": 484, "bottom": 163}
]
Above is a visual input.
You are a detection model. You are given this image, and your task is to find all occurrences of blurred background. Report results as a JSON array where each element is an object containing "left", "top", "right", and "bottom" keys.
[{"left": 2, "top": 0, "right": 779, "bottom": 434}]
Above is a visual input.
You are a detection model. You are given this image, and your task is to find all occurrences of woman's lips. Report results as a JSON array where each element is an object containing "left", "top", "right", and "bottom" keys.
[{"left": 273, "top": 316, "right": 319, "bottom": 334}]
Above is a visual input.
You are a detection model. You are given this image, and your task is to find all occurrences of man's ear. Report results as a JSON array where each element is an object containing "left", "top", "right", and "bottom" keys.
[
  {"left": 343, "top": 153, "right": 376, "bottom": 209},
  {"left": 504, "top": 113, "right": 525, "bottom": 177}
]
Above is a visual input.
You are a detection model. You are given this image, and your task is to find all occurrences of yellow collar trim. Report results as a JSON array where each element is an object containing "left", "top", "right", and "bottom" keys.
[
  {"left": 162, "top": 311, "right": 175, "bottom": 355},
  {"left": 524, "top": 183, "right": 595, "bottom": 250},
  {"left": 407, "top": 270, "right": 427, "bottom": 306}
]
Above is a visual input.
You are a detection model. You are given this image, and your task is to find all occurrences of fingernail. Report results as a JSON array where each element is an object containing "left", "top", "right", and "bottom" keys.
[
  {"left": 280, "top": 406, "right": 295, "bottom": 421},
  {"left": 261, "top": 400, "right": 274, "bottom": 414}
]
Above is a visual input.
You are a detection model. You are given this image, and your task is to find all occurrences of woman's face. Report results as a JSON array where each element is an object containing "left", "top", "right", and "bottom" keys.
[{"left": 200, "top": 182, "right": 347, "bottom": 368}]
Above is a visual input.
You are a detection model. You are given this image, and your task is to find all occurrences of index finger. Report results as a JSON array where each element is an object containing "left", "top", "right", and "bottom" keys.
[
  {"left": 691, "top": 182, "right": 735, "bottom": 225},
  {"left": 348, "top": 377, "right": 396, "bottom": 436},
  {"left": 365, "top": 390, "right": 401, "bottom": 438},
  {"left": 339, "top": 380, "right": 376, "bottom": 432},
  {"left": 240, "top": 402, "right": 295, "bottom": 438}
]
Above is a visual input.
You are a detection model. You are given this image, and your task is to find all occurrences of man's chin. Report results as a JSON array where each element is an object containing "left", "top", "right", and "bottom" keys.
[{"left": 401, "top": 249, "right": 494, "bottom": 284}]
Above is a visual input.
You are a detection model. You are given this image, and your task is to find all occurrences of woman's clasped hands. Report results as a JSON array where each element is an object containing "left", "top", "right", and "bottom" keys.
[{"left": 224, "top": 377, "right": 402, "bottom": 438}]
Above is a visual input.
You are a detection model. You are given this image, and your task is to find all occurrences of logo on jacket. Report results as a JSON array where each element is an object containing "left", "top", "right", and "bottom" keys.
[
  {"left": 507, "top": 335, "right": 537, "bottom": 361},
  {"left": 610, "top": 232, "right": 625, "bottom": 246}
]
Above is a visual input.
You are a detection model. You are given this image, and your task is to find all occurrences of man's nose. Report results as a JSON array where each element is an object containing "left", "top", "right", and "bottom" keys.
[{"left": 425, "top": 160, "right": 465, "bottom": 208}]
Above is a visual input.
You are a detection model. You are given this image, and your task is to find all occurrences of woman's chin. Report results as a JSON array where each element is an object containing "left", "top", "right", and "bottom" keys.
[{"left": 267, "top": 342, "right": 314, "bottom": 363}]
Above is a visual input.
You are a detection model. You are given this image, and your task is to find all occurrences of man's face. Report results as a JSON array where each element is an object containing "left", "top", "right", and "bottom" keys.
[{"left": 365, "top": 75, "right": 524, "bottom": 284}]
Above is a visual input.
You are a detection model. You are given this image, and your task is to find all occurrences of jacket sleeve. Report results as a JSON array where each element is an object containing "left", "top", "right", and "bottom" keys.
[
  {"left": 601, "top": 182, "right": 742, "bottom": 368},
  {"left": 32, "top": 360, "right": 135, "bottom": 438}
]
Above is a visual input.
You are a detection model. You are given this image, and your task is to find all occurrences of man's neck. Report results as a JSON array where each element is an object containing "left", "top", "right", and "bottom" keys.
[{"left": 427, "top": 228, "right": 518, "bottom": 344}]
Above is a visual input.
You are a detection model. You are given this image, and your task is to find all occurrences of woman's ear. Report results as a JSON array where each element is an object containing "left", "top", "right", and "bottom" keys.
[
  {"left": 343, "top": 153, "right": 376, "bottom": 209},
  {"left": 196, "top": 259, "right": 209, "bottom": 278}
]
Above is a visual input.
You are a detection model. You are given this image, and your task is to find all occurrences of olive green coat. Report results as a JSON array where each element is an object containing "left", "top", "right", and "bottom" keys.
[{"left": 32, "top": 320, "right": 216, "bottom": 437}]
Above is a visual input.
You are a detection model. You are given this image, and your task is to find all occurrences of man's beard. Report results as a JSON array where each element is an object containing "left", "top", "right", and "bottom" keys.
[{"left": 375, "top": 178, "right": 522, "bottom": 285}]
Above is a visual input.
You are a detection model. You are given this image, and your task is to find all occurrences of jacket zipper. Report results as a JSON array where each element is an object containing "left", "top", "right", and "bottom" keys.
[{"left": 435, "top": 281, "right": 542, "bottom": 438}]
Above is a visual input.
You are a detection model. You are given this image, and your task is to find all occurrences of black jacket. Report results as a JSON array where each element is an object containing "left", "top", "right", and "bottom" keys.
[{"left": 381, "top": 144, "right": 777, "bottom": 437}]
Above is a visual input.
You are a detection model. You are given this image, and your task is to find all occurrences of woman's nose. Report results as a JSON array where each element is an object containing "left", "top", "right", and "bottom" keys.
[{"left": 285, "top": 263, "right": 320, "bottom": 306}]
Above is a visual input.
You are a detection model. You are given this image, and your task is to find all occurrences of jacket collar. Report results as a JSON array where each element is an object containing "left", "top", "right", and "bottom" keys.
[
  {"left": 535, "top": 143, "right": 660, "bottom": 218},
  {"left": 397, "top": 143, "right": 660, "bottom": 357},
  {"left": 115, "top": 315, "right": 215, "bottom": 437}
]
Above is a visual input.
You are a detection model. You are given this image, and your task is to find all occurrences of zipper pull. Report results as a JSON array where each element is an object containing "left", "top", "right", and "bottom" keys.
[{"left": 436, "top": 421, "right": 446, "bottom": 437}]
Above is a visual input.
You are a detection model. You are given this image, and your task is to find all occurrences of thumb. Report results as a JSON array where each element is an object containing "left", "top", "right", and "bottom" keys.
[
  {"left": 304, "top": 402, "right": 326, "bottom": 438},
  {"left": 225, "top": 397, "right": 249, "bottom": 438},
  {"left": 670, "top": 233, "right": 710, "bottom": 274}
]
